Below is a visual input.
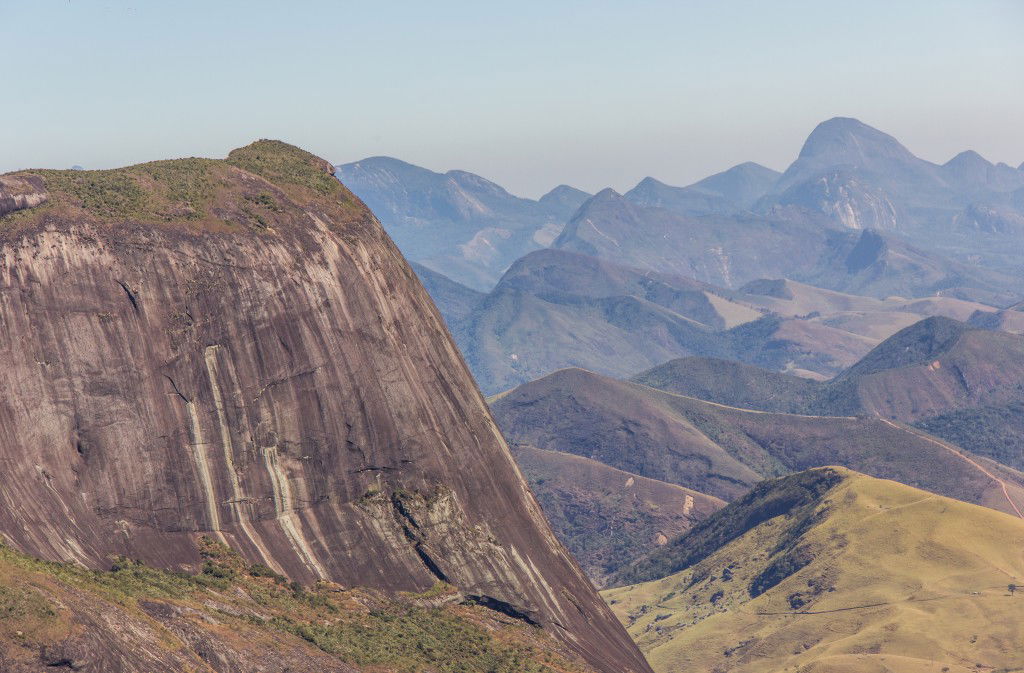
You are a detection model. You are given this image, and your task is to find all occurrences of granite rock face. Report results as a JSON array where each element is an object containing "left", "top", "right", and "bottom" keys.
[{"left": 0, "top": 142, "right": 651, "bottom": 673}]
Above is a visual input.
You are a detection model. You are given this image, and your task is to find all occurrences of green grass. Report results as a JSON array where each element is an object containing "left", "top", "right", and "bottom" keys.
[
  {"left": 36, "top": 168, "right": 150, "bottom": 218},
  {"left": 227, "top": 140, "right": 341, "bottom": 196},
  {"left": 0, "top": 538, "right": 579, "bottom": 673},
  {"left": 280, "top": 605, "right": 556, "bottom": 673},
  {"left": 5, "top": 140, "right": 349, "bottom": 229},
  {"left": 34, "top": 158, "right": 219, "bottom": 221},
  {"left": 603, "top": 469, "right": 1024, "bottom": 673}
]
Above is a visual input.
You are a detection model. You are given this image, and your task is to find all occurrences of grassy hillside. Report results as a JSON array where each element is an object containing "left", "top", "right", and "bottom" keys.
[
  {"left": 514, "top": 445, "right": 724, "bottom": 586},
  {"left": 603, "top": 468, "right": 1024, "bottom": 673},
  {"left": 0, "top": 537, "right": 592, "bottom": 672}
]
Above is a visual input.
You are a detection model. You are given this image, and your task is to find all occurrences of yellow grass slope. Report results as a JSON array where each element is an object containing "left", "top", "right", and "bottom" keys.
[{"left": 604, "top": 468, "right": 1024, "bottom": 673}]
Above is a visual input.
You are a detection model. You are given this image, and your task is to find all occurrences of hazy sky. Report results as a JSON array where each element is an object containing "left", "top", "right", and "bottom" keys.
[{"left": 3, "top": 0, "right": 1022, "bottom": 197}]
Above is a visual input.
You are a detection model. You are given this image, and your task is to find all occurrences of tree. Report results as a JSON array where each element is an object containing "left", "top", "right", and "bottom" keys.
[{"left": 1009, "top": 583, "right": 1017, "bottom": 595}]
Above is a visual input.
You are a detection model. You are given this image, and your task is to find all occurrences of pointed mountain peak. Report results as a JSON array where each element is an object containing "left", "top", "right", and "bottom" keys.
[
  {"left": 706, "top": 161, "right": 780, "bottom": 179},
  {"left": 734, "top": 160, "right": 776, "bottom": 171},
  {"left": 592, "top": 186, "right": 624, "bottom": 200},
  {"left": 541, "top": 184, "right": 589, "bottom": 198},
  {"left": 626, "top": 177, "right": 671, "bottom": 197},
  {"left": 687, "top": 162, "right": 782, "bottom": 208},
  {"left": 538, "top": 184, "right": 592, "bottom": 221},
  {"left": 539, "top": 184, "right": 591, "bottom": 205},
  {"left": 336, "top": 155, "right": 432, "bottom": 175},
  {"left": 635, "top": 176, "right": 666, "bottom": 188},
  {"left": 626, "top": 177, "right": 677, "bottom": 199},
  {"left": 945, "top": 149, "right": 992, "bottom": 169}
]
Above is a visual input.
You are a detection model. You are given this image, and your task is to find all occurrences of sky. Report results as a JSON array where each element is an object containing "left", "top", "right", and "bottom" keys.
[{"left": 2, "top": 0, "right": 1023, "bottom": 198}]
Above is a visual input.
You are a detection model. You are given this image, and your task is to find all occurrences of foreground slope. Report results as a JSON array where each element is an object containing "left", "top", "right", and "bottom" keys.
[
  {"left": 0, "top": 539, "right": 596, "bottom": 673},
  {"left": 604, "top": 468, "right": 1024, "bottom": 673},
  {"left": 0, "top": 143, "right": 650, "bottom": 673}
]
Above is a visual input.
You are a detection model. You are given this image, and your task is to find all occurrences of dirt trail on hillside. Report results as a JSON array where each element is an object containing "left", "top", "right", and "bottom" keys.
[
  {"left": 878, "top": 418, "right": 1024, "bottom": 519},
  {"left": 646, "top": 385, "right": 858, "bottom": 420}
]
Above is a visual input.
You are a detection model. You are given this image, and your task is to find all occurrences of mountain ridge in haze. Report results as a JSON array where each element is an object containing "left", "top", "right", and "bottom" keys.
[{"left": 336, "top": 156, "right": 588, "bottom": 289}]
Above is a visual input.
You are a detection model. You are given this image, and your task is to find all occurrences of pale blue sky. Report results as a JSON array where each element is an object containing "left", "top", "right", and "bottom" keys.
[{"left": 2, "top": 0, "right": 1022, "bottom": 197}]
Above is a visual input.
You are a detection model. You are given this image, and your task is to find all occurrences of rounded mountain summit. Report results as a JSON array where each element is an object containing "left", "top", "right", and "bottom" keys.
[{"left": 0, "top": 140, "right": 652, "bottom": 673}]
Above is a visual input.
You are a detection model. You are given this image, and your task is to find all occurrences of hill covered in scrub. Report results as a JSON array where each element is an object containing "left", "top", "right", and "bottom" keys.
[
  {"left": 635, "top": 317, "right": 1024, "bottom": 470},
  {"left": 604, "top": 468, "right": 1024, "bottom": 673},
  {"left": 513, "top": 445, "right": 725, "bottom": 586},
  {"left": 0, "top": 141, "right": 650, "bottom": 673},
  {"left": 0, "top": 538, "right": 595, "bottom": 673},
  {"left": 490, "top": 367, "right": 1024, "bottom": 514}
]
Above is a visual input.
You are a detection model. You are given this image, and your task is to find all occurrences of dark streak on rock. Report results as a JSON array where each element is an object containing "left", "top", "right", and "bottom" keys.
[{"left": 116, "top": 280, "right": 140, "bottom": 314}]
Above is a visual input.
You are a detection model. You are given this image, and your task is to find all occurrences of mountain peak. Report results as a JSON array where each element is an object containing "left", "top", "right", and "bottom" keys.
[
  {"left": 444, "top": 169, "right": 517, "bottom": 198},
  {"left": 634, "top": 176, "right": 666, "bottom": 189},
  {"left": 339, "top": 155, "right": 422, "bottom": 171},
  {"left": 798, "top": 117, "right": 915, "bottom": 164},
  {"left": 945, "top": 149, "right": 992, "bottom": 169},
  {"left": 226, "top": 139, "right": 339, "bottom": 188},
  {"left": 686, "top": 162, "right": 781, "bottom": 208},
  {"left": 839, "top": 316, "right": 971, "bottom": 379},
  {"left": 540, "top": 184, "right": 589, "bottom": 200},
  {"left": 593, "top": 186, "right": 624, "bottom": 200},
  {"left": 771, "top": 117, "right": 942, "bottom": 199}
]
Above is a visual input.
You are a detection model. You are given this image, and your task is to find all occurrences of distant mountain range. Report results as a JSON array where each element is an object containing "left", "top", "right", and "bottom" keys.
[
  {"left": 340, "top": 116, "right": 1024, "bottom": 299},
  {"left": 339, "top": 118, "right": 1022, "bottom": 395},
  {"left": 420, "top": 247, "right": 1012, "bottom": 393},
  {"left": 553, "top": 187, "right": 1016, "bottom": 302},
  {"left": 624, "top": 162, "right": 781, "bottom": 215},
  {"left": 336, "top": 156, "right": 589, "bottom": 289}
]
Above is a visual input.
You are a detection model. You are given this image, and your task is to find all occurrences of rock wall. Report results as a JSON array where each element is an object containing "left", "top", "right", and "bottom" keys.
[{"left": 0, "top": 143, "right": 652, "bottom": 673}]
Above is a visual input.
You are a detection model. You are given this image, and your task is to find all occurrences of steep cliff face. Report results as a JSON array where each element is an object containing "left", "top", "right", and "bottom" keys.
[{"left": 0, "top": 142, "right": 651, "bottom": 673}]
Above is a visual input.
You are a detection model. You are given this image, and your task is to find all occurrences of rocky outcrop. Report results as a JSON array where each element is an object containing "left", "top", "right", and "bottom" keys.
[
  {"left": 0, "top": 142, "right": 651, "bottom": 673},
  {"left": 0, "top": 175, "right": 48, "bottom": 218}
]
